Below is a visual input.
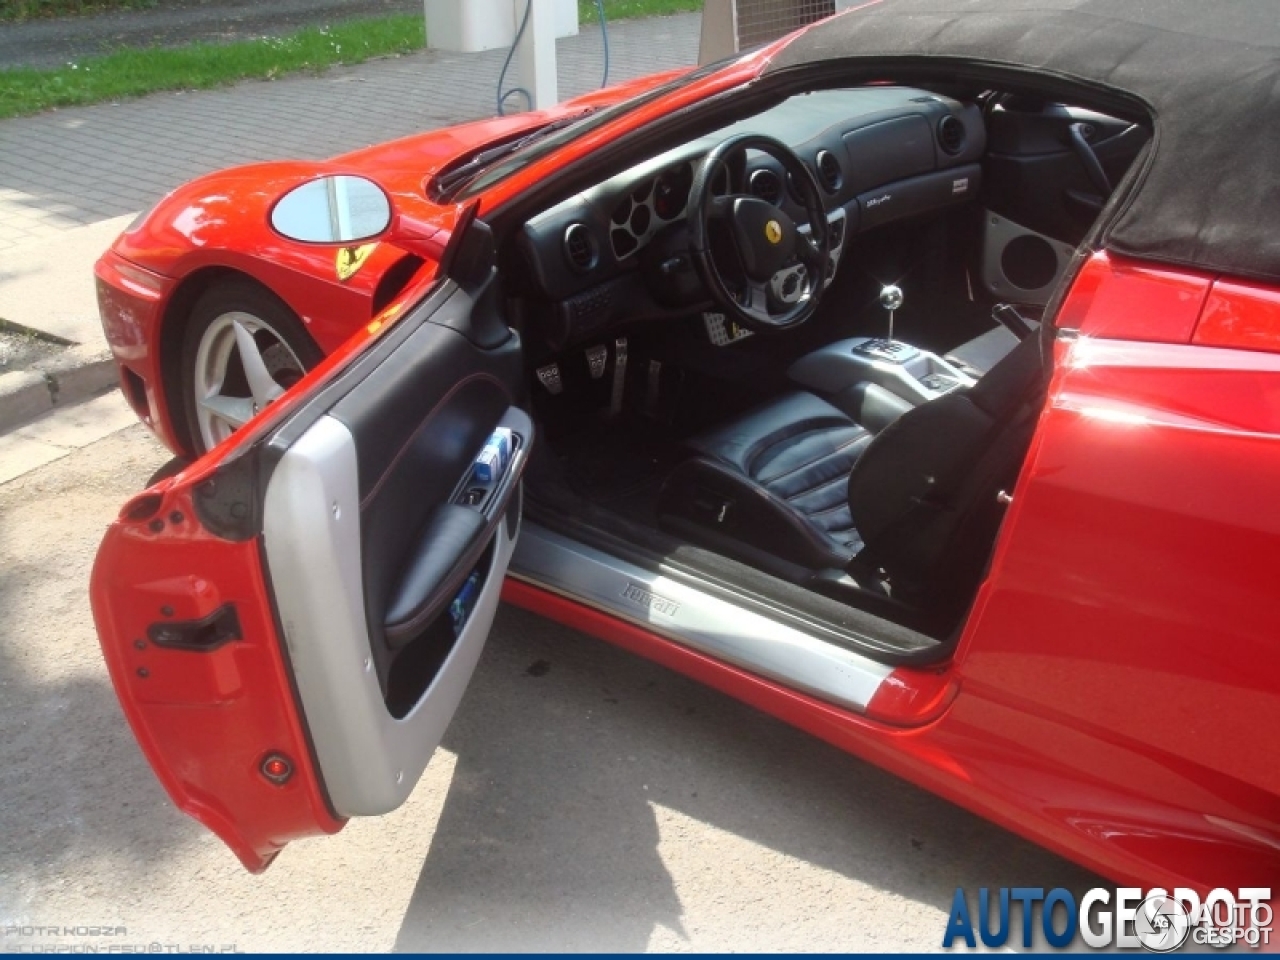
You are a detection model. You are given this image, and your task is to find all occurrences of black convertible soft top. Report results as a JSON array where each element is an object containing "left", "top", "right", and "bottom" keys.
[{"left": 767, "top": 0, "right": 1280, "bottom": 285}]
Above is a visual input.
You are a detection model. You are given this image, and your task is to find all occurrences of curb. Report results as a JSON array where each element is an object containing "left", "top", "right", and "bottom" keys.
[
  {"left": 0, "top": 316, "right": 75, "bottom": 345},
  {"left": 0, "top": 344, "right": 119, "bottom": 435}
]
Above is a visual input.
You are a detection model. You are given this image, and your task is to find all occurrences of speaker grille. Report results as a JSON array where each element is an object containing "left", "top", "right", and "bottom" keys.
[{"left": 1001, "top": 234, "right": 1059, "bottom": 290}]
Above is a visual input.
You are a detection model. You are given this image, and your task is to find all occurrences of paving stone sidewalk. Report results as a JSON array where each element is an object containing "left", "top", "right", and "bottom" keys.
[{"left": 0, "top": 11, "right": 701, "bottom": 252}]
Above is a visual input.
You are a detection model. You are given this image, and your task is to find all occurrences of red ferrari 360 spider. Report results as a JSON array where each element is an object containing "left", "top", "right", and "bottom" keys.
[{"left": 91, "top": 0, "right": 1280, "bottom": 895}]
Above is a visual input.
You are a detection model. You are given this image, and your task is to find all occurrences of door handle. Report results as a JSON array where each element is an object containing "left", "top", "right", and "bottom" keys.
[
  {"left": 1064, "top": 188, "right": 1105, "bottom": 218},
  {"left": 148, "top": 603, "right": 242, "bottom": 652}
]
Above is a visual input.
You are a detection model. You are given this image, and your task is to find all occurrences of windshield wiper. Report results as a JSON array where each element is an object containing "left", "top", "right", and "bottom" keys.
[{"left": 431, "top": 111, "right": 594, "bottom": 199}]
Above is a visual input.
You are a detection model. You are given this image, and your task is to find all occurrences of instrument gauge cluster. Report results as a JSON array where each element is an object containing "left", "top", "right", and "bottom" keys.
[{"left": 609, "top": 161, "right": 693, "bottom": 260}]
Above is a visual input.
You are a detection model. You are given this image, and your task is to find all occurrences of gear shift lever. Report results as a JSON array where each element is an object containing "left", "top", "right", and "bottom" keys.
[
  {"left": 879, "top": 284, "right": 904, "bottom": 343},
  {"left": 852, "top": 284, "right": 917, "bottom": 364}
]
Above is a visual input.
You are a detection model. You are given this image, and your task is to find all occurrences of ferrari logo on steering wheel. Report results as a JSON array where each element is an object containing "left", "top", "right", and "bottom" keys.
[{"left": 765, "top": 220, "right": 783, "bottom": 244}]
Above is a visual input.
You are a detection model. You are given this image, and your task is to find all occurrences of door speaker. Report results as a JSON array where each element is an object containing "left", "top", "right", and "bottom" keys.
[{"left": 980, "top": 211, "right": 1076, "bottom": 305}]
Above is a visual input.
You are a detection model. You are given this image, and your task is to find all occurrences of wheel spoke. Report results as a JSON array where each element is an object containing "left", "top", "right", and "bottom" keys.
[
  {"left": 232, "top": 320, "right": 286, "bottom": 409},
  {"left": 798, "top": 233, "right": 826, "bottom": 270},
  {"left": 199, "top": 394, "right": 257, "bottom": 429},
  {"left": 708, "top": 195, "right": 736, "bottom": 219}
]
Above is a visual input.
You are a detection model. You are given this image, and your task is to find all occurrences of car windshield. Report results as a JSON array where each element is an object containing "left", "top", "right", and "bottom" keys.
[{"left": 450, "top": 58, "right": 737, "bottom": 201}]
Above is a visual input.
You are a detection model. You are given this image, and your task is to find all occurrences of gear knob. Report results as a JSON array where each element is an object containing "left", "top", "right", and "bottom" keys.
[
  {"left": 879, "top": 284, "right": 903, "bottom": 343},
  {"left": 879, "top": 284, "right": 904, "bottom": 312}
]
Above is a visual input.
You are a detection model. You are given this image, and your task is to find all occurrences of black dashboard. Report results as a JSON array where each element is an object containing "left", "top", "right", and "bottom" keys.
[{"left": 518, "top": 87, "right": 986, "bottom": 347}]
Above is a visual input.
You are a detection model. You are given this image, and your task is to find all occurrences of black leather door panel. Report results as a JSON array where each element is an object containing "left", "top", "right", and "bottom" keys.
[
  {"left": 983, "top": 104, "right": 1148, "bottom": 245},
  {"left": 324, "top": 284, "right": 525, "bottom": 694}
]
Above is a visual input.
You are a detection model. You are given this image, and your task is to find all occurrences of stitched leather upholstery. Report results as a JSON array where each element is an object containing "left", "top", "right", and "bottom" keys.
[{"left": 658, "top": 392, "right": 873, "bottom": 570}]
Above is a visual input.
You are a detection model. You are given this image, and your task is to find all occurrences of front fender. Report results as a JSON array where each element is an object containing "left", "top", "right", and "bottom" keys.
[{"left": 110, "top": 162, "right": 450, "bottom": 354}]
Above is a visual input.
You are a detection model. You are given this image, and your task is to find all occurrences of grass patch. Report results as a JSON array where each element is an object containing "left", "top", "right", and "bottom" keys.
[
  {"left": 580, "top": 0, "right": 701, "bottom": 21},
  {"left": 0, "top": 14, "right": 425, "bottom": 118},
  {"left": 4, "top": 0, "right": 702, "bottom": 25},
  {"left": 0, "top": 1, "right": 697, "bottom": 118},
  {"left": 0, "top": 0, "right": 155, "bottom": 22}
]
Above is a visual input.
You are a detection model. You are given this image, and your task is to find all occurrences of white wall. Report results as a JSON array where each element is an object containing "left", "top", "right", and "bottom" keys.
[{"left": 424, "top": 0, "right": 579, "bottom": 53}]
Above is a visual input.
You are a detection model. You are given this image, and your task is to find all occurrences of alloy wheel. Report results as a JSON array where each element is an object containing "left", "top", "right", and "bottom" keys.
[{"left": 191, "top": 311, "right": 306, "bottom": 451}]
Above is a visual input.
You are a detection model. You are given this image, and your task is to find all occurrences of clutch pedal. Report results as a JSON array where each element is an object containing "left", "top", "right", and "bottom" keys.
[
  {"left": 535, "top": 363, "right": 563, "bottom": 395},
  {"left": 585, "top": 344, "right": 608, "bottom": 379},
  {"left": 610, "top": 338, "right": 628, "bottom": 415}
]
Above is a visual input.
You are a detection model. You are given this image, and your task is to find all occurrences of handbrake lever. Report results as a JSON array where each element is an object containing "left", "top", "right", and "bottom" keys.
[{"left": 992, "top": 303, "right": 1036, "bottom": 341}]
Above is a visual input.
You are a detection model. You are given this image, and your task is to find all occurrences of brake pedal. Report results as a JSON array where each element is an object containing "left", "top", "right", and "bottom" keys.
[
  {"left": 535, "top": 363, "right": 563, "bottom": 395},
  {"left": 610, "top": 337, "right": 628, "bottom": 415},
  {"left": 585, "top": 344, "right": 607, "bottom": 379},
  {"left": 645, "top": 359, "right": 662, "bottom": 417}
]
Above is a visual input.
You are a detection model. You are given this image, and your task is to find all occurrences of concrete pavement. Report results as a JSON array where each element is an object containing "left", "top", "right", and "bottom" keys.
[
  {"left": 0, "top": 216, "right": 132, "bottom": 433},
  {"left": 0, "top": 391, "right": 1103, "bottom": 952}
]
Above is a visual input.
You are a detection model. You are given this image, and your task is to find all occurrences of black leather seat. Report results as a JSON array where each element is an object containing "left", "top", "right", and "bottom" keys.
[
  {"left": 657, "top": 334, "right": 1045, "bottom": 620},
  {"left": 658, "top": 391, "right": 874, "bottom": 572}
]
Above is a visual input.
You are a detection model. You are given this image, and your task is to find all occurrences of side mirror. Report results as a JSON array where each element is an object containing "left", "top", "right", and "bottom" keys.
[{"left": 271, "top": 175, "right": 392, "bottom": 244}]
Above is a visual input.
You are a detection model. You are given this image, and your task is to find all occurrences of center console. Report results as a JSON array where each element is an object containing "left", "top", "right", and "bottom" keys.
[
  {"left": 788, "top": 283, "right": 974, "bottom": 425},
  {"left": 790, "top": 336, "right": 973, "bottom": 408}
]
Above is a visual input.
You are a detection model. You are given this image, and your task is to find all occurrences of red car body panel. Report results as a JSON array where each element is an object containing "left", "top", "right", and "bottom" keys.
[
  {"left": 1195, "top": 278, "right": 1280, "bottom": 354},
  {"left": 951, "top": 332, "right": 1280, "bottom": 889},
  {"left": 1056, "top": 253, "right": 1213, "bottom": 344},
  {"left": 91, "top": 490, "right": 344, "bottom": 873}
]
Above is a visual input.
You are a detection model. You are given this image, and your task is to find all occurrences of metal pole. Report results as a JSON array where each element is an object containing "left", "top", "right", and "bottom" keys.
[
  {"left": 699, "top": 0, "right": 738, "bottom": 64},
  {"left": 517, "top": 0, "right": 558, "bottom": 110}
]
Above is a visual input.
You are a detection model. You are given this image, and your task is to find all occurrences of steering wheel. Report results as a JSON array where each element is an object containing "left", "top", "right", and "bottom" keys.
[{"left": 689, "top": 134, "right": 831, "bottom": 333}]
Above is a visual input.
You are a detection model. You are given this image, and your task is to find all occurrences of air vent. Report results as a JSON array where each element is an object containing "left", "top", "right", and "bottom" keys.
[
  {"left": 563, "top": 223, "right": 597, "bottom": 272},
  {"left": 937, "top": 115, "right": 966, "bottom": 155},
  {"left": 815, "top": 150, "right": 843, "bottom": 193},
  {"left": 748, "top": 168, "right": 783, "bottom": 205}
]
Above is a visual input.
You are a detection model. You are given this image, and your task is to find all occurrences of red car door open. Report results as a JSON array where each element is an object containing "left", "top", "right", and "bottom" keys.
[{"left": 91, "top": 262, "right": 529, "bottom": 872}]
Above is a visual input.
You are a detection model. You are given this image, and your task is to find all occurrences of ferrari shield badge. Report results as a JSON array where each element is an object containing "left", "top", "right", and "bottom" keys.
[
  {"left": 765, "top": 220, "right": 783, "bottom": 244},
  {"left": 336, "top": 243, "right": 377, "bottom": 282}
]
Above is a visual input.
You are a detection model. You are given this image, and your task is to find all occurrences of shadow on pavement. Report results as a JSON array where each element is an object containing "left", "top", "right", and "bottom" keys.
[
  {"left": 0, "top": 420, "right": 1100, "bottom": 949},
  {"left": 394, "top": 604, "right": 1103, "bottom": 951},
  {"left": 0, "top": 430, "right": 196, "bottom": 923}
]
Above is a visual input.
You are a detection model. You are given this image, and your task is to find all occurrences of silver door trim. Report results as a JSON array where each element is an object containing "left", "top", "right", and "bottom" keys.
[
  {"left": 262, "top": 413, "right": 516, "bottom": 818},
  {"left": 510, "top": 524, "right": 891, "bottom": 713}
]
